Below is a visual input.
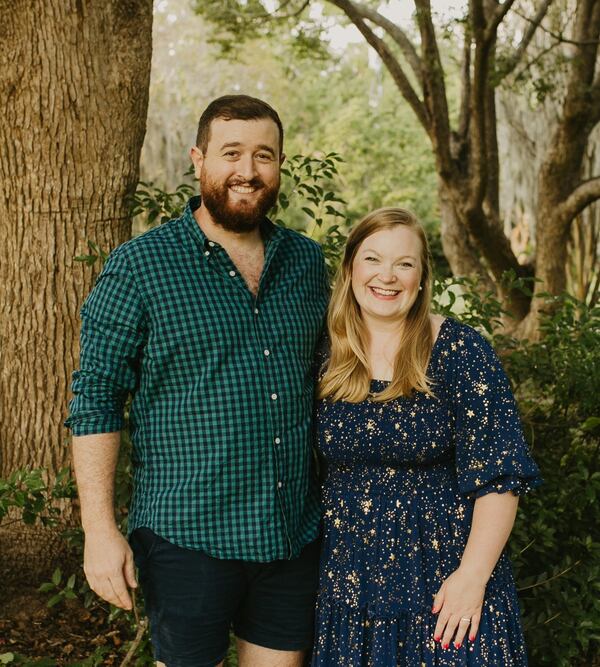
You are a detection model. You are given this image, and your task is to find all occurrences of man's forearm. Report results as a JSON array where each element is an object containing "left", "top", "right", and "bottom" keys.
[{"left": 72, "top": 432, "right": 121, "bottom": 533}]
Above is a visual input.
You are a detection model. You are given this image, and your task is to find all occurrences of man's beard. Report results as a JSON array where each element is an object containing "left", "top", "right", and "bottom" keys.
[{"left": 200, "top": 171, "right": 280, "bottom": 233}]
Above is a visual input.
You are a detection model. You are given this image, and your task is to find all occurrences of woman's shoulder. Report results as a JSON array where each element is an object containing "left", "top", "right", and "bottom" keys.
[{"left": 434, "top": 315, "right": 493, "bottom": 347}]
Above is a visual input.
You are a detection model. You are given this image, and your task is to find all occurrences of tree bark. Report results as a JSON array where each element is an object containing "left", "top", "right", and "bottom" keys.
[
  {"left": 522, "top": 0, "right": 600, "bottom": 337},
  {"left": 0, "top": 0, "right": 153, "bottom": 478}
]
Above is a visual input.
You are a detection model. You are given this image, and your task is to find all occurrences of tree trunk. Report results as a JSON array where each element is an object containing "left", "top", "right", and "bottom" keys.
[
  {"left": 0, "top": 0, "right": 152, "bottom": 476},
  {"left": 0, "top": 0, "right": 152, "bottom": 577},
  {"left": 438, "top": 179, "right": 493, "bottom": 284}
]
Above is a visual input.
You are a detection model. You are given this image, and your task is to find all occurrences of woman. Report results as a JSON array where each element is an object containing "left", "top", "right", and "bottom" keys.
[{"left": 312, "top": 208, "right": 541, "bottom": 666}]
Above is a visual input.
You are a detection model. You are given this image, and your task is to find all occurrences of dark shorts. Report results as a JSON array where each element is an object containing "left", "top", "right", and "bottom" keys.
[{"left": 130, "top": 527, "right": 320, "bottom": 667}]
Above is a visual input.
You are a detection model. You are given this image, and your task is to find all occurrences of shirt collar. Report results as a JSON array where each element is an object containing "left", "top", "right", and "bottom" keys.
[{"left": 183, "top": 195, "right": 284, "bottom": 252}]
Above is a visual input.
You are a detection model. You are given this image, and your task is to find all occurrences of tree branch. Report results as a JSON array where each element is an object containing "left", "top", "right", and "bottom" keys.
[
  {"left": 457, "top": 27, "right": 472, "bottom": 142},
  {"left": 485, "top": 0, "right": 518, "bottom": 43},
  {"left": 351, "top": 1, "right": 423, "bottom": 85},
  {"left": 466, "top": 0, "right": 490, "bottom": 209},
  {"left": 328, "top": 0, "right": 430, "bottom": 132},
  {"left": 557, "top": 177, "right": 600, "bottom": 225},
  {"left": 512, "top": 5, "right": 600, "bottom": 46},
  {"left": 413, "top": 0, "right": 453, "bottom": 177},
  {"left": 250, "top": 0, "right": 310, "bottom": 21},
  {"left": 499, "top": 0, "right": 554, "bottom": 79}
]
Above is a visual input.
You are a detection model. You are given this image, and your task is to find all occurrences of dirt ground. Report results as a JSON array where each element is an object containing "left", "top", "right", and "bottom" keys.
[{"left": 0, "top": 585, "right": 136, "bottom": 665}]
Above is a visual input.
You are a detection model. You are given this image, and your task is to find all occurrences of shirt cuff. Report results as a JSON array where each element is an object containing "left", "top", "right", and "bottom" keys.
[{"left": 64, "top": 413, "right": 124, "bottom": 436}]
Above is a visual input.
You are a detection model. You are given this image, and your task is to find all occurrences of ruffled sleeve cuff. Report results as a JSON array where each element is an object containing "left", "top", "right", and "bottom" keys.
[{"left": 459, "top": 465, "right": 543, "bottom": 499}]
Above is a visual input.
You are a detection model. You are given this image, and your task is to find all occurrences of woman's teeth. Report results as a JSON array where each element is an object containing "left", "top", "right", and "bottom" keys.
[{"left": 370, "top": 287, "right": 400, "bottom": 296}]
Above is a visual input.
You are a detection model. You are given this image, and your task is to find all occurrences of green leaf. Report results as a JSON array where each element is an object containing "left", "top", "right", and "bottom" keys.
[
  {"left": 51, "top": 567, "right": 61, "bottom": 586},
  {"left": 0, "top": 654, "right": 15, "bottom": 664},
  {"left": 38, "top": 582, "right": 55, "bottom": 593},
  {"left": 581, "top": 417, "right": 600, "bottom": 431}
]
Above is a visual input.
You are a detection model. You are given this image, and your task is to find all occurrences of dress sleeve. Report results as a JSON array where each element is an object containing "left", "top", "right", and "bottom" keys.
[
  {"left": 64, "top": 248, "right": 148, "bottom": 436},
  {"left": 451, "top": 327, "right": 542, "bottom": 499}
]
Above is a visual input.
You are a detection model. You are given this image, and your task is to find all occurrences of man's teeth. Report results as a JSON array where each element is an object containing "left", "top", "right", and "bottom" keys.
[
  {"left": 230, "top": 185, "right": 256, "bottom": 194},
  {"left": 371, "top": 287, "right": 400, "bottom": 296}
]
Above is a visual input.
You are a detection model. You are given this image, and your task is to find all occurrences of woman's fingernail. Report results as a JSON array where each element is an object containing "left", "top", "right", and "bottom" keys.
[
  {"left": 469, "top": 635, "right": 476, "bottom": 642},
  {"left": 432, "top": 606, "right": 438, "bottom": 613},
  {"left": 442, "top": 643, "right": 449, "bottom": 649},
  {"left": 455, "top": 642, "right": 462, "bottom": 649},
  {"left": 434, "top": 636, "right": 440, "bottom": 642}
]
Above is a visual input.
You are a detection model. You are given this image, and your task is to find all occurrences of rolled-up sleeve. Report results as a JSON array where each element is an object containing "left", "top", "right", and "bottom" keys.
[{"left": 65, "top": 248, "right": 147, "bottom": 436}]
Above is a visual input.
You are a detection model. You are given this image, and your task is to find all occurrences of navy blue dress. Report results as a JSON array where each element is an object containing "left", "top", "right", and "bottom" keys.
[{"left": 312, "top": 317, "right": 542, "bottom": 666}]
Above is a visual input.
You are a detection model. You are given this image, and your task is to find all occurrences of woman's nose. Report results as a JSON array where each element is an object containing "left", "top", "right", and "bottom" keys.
[{"left": 378, "top": 265, "right": 396, "bottom": 282}]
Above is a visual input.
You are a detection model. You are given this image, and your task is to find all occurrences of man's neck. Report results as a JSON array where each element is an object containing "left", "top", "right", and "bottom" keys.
[{"left": 194, "top": 203, "right": 263, "bottom": 251}]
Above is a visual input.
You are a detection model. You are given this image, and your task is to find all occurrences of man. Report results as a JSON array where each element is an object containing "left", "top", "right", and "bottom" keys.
[{"left": 65, "top": 95, "right": 330, "bottom": 667}]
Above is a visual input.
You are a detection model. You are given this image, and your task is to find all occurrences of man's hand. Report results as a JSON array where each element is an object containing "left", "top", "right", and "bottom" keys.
[{"left": 83, "top": 526, "right": 137, "bottom": 610}]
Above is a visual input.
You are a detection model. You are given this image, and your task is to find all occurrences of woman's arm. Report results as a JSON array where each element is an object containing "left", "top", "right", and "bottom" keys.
[{"left": 432, "top": 491, "right": 519, "bottom": 649}]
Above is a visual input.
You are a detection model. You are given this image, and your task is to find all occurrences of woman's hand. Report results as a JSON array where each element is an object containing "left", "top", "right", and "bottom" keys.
[{"left": 431, "top": 567, "right": 486, "bottom": 649}]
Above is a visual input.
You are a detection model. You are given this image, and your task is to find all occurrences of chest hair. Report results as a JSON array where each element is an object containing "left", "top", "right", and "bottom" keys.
[{"left": 227, "top": 247, "right": 264, "bottom": 296}]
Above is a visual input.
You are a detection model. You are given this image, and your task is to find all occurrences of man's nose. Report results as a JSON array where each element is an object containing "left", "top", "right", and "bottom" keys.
[{"left": 235, "top": 155, "right": 257, "bottom": 181}]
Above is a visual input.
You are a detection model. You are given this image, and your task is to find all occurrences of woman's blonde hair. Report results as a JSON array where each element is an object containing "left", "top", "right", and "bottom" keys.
[{"left": 318, "top": 207, "right": 435, "bottom": 403}]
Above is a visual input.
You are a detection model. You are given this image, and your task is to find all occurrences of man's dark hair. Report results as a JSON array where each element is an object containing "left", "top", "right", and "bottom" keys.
[{"left": 195, "top": 95, "right": 284, "bottom": 155}]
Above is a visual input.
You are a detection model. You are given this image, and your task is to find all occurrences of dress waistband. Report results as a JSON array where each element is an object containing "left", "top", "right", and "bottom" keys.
[{"left": 325, "top": 458, "right": 456, "bottom": 496}]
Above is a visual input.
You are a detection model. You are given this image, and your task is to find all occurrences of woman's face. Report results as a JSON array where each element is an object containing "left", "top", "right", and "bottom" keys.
[{"left": 351, "top": 225, "right": 423, "bottom": 326}]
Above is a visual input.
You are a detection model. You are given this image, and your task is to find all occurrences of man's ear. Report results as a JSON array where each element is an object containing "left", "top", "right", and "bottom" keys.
[
  {"left": 279, "top": 153, "right": 286, "bottom": 167},
  {"left": 190, "top": 146, "right": 204, "bottom": 180}
]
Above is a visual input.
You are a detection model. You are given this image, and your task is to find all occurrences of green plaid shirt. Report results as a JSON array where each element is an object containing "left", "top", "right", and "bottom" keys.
[{"left": 66, "top": 196, "right": 329, "bottom": 561}]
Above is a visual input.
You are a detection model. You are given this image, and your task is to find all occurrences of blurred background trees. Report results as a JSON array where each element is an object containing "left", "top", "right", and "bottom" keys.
[{"left": 0, "top": 0, "right": 599, "bottom": 664}]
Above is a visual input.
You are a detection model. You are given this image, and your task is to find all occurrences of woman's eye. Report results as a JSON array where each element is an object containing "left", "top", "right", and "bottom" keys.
[{"left": 365, "top": 256, "right": 378, "bottom": 262}]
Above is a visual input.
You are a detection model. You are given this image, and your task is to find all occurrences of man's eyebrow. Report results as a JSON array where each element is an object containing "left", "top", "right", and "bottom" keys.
[
  {"left": 256, "top": 144, "right": 276, "bottom": 155},
  {"left": 219, "top": 142, "right": 242, "bottom": 150},
  {"left": 219, "top": 142, "right": 276, "bottom": 156}
]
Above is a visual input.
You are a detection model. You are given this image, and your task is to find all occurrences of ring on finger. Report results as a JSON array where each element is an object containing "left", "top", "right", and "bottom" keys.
[{"left": 459, "top": 617, "right": 471, "bottom": 623}]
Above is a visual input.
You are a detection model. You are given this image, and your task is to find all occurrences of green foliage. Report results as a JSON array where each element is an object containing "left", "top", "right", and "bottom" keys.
[
  {"left": 128, "top": 176, "right": 195, "bottom": 228},
  {"left": 38, "top": 568, "right": 78, "bottom": 608},
  {"left": 504, "top": 298, "right": 600, "bottom": 666},
  {"left": 74, "top": 241, "right": 109, "bottom": 268},
  {"left": 275, "top": 152, "right": 348, "bottom": 275},
  {"left": 0, "top": 467, "right": 75, "bottom": 527}
]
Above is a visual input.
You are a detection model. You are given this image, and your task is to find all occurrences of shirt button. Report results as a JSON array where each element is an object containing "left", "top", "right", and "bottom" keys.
[
  {"left": 229, "top": 270, "right": 236, "bottom": 277},
  {"left": 271, "top": 393, "right": 278, "bottom": 401},
  {"left": 274, "top": 437, "right": 281, "bottom": 445},
  {"left": 277, "top": 481, "right": 283, "bottom": 489},
  {"left": 204, "top": 251, "right": 210, "bottom": 257},
  {"left": 263, "top": 349, "right": 270, "bottom": 356},
  {"left": 254, "top": 308, "right": 259, "bottom": 315},
  {"left": 208, "top": 241, "right": 216, "bottom": 247}
]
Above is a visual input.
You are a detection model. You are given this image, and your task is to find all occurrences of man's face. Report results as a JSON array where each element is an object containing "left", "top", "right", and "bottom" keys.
[{"left": 191, "top": 118, "right": 284, "bottom": 233}]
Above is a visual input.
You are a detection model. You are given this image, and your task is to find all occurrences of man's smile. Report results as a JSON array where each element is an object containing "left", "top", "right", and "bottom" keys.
[{"left": 229, "top": 184, "right": 258, "bottom": 194}]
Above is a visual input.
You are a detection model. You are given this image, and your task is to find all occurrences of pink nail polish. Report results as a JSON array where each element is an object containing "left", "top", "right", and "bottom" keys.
[
  {"left": 431, "top": 606, "right": 438, "bottom": 613},
  {"left": 434, "top": 636, "right": 440, "bottom": 642},
  {"left": 455, "top": 642, "right": 462, "bottom": 649},
  {"left": 442, "top": 643, "right": 449, "bottom": 649},
  {"left": 469, "top": 635, "right": 476, "bottom": 642}
]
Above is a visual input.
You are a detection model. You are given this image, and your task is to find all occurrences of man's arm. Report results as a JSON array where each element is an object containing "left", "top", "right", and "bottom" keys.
[{"left": 72, "top": 432, "right": 137, "bottom": 610}]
